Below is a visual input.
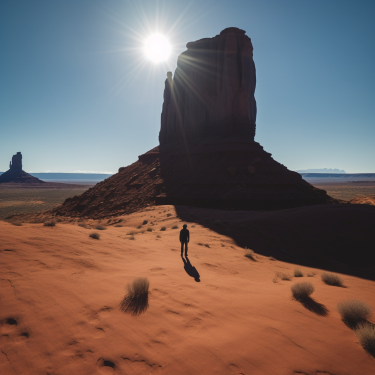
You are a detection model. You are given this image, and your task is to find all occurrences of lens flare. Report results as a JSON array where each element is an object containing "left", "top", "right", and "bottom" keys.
[{"left": 144, "top": 34, "right": 171, "bottom": 63}]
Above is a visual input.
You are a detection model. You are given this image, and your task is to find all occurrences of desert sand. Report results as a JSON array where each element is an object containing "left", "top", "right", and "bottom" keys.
[{"left": 1, "top": 205, "right": 375, "bottom": 374}]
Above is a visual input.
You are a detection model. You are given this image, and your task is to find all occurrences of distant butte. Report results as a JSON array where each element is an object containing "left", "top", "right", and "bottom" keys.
[
  {"left": 0, "top": 152, "right": 44, "bottom": 184},
  {"left": 53, "top": 28, "right": 338, "bottom": 218}
]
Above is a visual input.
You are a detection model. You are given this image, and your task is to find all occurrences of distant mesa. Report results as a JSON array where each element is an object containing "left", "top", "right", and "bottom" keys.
[
  {"left": 296, "top": 168, "right": 346, "bottom": 174},
  {"left": 53, "top": 28, "right": 338, "bottom": 218},
  {"left": 0, "top": 152, "right": 44, "bottom": 184}
]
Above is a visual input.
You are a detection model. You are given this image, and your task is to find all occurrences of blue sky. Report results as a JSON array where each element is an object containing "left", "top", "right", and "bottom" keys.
[{"left": 1, "top": 0, "right": 374, "bottom": 173}]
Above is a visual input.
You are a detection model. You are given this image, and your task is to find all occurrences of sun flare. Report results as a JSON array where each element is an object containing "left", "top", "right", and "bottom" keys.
[{"left": 144, "top": 34, "right": 171, "bottom": 63}]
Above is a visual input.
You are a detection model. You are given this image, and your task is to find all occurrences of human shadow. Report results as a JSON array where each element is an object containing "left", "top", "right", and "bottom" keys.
[
  {"left": 294, "top": 296, "right": 329, "bottom": 316},
  {"left": 182, "top": 256, "right": 200, "bottom": 282}
]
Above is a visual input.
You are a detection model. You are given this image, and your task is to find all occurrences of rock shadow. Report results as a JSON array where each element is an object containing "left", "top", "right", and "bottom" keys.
[
  {"left": 182, "top": 256, "right": 200, "bottom": 282},
  {"left": 171, "top": 205, "right": 375, "bottom": 281}
]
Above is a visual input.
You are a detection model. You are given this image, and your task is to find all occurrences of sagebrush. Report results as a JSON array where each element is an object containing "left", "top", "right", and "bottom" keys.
[
  {"left": 337, "top": 300, "right": 372, "bottom": 326},
  {"left": 291, "top": 282, "right": 314, "bottom": 300},
  {"left": 120, "top": 278, "right": 149, "bottom": 315},
  {"left": 321, "top": 272, "right": 343, "bottom": 287}
]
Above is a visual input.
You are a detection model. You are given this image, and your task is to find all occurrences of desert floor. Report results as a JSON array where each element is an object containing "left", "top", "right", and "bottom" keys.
[
  {"left": 0, "top": 183, "right": 90, "bottom": 220},
  {"left": 1, "top": 205, "right": 375, "bottom": 375}
]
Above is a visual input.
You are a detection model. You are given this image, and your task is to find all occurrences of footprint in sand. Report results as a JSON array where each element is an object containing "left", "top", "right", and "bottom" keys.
[
  {"left": 97, "top": 358, "right": 116, "bottom": 374},
  {"left": 1, "top": 318, "right": 18, "bottom": 334}
]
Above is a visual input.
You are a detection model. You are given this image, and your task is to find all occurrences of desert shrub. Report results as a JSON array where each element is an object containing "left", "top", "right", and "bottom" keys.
[
  {"left": 171, "top": 225, "right": 178, "bottom": 229},
  {"left": 137, "top": 225, "right": 142, "bottom": 229},
  {"left": 120, "top": 277, "right": 149, "bottom": 315},
  {"left": 244, "top": 248, "right": 256, "bottom": 261},
  {"left": 89, "top": 232, "right": 100, "bottom": 240},
  {"left": 321, "top": 272, "right": 343, "bottom": 287},
  {"left": 160, "top": 226, "right": 166, "bottom": 231},
  {"left": 44, "top": 220, "right": 56, "bottom": 227},
  {"left": 276, "top": 272, "right": 292, "bottom": 281},
  {"left": 142, "top": 220, "right": 148, "bottom": 225},
  {"left": 167, "top": 213, "right": 172, "bottom": 217},
  {"left": 147, "top": 227, "right": 153, "bottom": 232},
  {"left": 95, "top": 225, "right": 106, "bottom": 230},
  {"left": 337, "top": 300, "right": 372, "bottom": 326},
  {"left": 78, "top": 223, "right": 87, "bottom": 228},
  {"left": 291, "top": 282, "right": 315, "bottom": 300},
  {"left": 294, "top": 268, "right": 304, "bottom": 277},
  {"left": 11, "top": 222, "right": 22, "bottom": 226},
  {"left": 355, "top": 323, "right": 375, "bottom": 357},
  {"left": 214, "top": 219, "right": 223, "bottom": 226}
]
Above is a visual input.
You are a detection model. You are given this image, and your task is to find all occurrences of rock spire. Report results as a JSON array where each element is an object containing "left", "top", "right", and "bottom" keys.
[
  {"left": 159, "top": 27, "right": 257, "bottom": 145},
  {"left": 0, "top": 152, "right": 43, "bottom": 184}
]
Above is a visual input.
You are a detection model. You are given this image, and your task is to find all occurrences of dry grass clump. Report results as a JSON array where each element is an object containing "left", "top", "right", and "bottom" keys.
[
  {"left": 147, "top": 227, "right": 153, "bottom": 232},
  {"left": 171, "top": 225, "right": 178, "bottom": 229},
  {"left": 307, "top": 272, "right": 316, "bottom": 277},
  {"left": 337, "top": 300, "right": 372, "bottom": 327},
  {"left": 167, "top": 213, "right": 172, "bottom": 217},
  {"left": 321, "top": 272, "right": 343, "bottom": 287},
  {"left": 89, "top": 232, "right": 100, "bottom": 240},
  {"left": 44, "top": 220, "right": 56, "bottom": 227},
  {"left": 244, "top": 247, "right": 257, "bottom": 261},
  {"left": 95, "top": 225, "right": 106, "bottom": 230},
  {"left": 142, "top": 220, "right": 148, "bottom": 225},
  {"left": 294, "top": 268, "right": 304, "bottom": 277},
  {"left": 137, "top": 225, "right": 142, "bottom": 229},
  {"left": 355, "top": 323, "right": 375, "bottom": 357},
  {"left": 276, "top": 272, "right": 293, "bottom": 281},
  {"left": 291, "top": 282, "right": 315, "bottom": 300},
  {"left": 128, "top": 235, "right": 135, "bottom": 240},
  {"left": 120, "top": 277, "right": 149, "bottom": 315},
  {"left": 160, "top": 226, "right": 166, "bottom": 231}
]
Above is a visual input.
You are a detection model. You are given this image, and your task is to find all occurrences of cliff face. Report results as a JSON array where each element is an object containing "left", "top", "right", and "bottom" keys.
[{"left": 159, "top": 27, "right": 257, "bottom": 145}]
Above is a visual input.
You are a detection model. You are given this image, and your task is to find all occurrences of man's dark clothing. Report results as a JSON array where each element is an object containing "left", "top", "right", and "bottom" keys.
[
  {"left": 180, "top": 228, "right": 189, "bottom": 256},
  {"left": 180, "top": 228, "right": 189, "bottom": 243}
]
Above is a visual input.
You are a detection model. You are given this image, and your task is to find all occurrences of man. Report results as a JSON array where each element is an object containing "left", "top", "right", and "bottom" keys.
[{"left": 180, "top": 224, "right": 190, "bottom": 257}]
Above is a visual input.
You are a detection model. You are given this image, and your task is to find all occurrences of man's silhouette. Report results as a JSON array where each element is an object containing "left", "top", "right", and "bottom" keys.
[{"left": 180, "top": 224, "right": 189, "bottom": 257}]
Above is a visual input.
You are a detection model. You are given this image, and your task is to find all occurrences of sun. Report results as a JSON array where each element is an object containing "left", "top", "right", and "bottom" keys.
[{"left": 144, "top": 34, "right": 171, "bottom": 63}]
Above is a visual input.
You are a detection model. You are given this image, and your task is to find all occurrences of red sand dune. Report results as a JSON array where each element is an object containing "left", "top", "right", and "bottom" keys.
[{"left": 1, "top": 205, "right": 375, "bottom": 374}]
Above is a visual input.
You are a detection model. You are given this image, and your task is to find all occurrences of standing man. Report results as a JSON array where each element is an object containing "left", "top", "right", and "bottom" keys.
[{"left": 180, "top": 224, "right": 190, "bottom": 257}]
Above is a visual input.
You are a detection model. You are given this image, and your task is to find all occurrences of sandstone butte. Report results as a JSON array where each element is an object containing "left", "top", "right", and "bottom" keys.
[
  {"left": 52, "top": 27, "right": 338, "bottom": 219},
  {"left": 0, "top": 152, "right": 44, "bottom": 184}
]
